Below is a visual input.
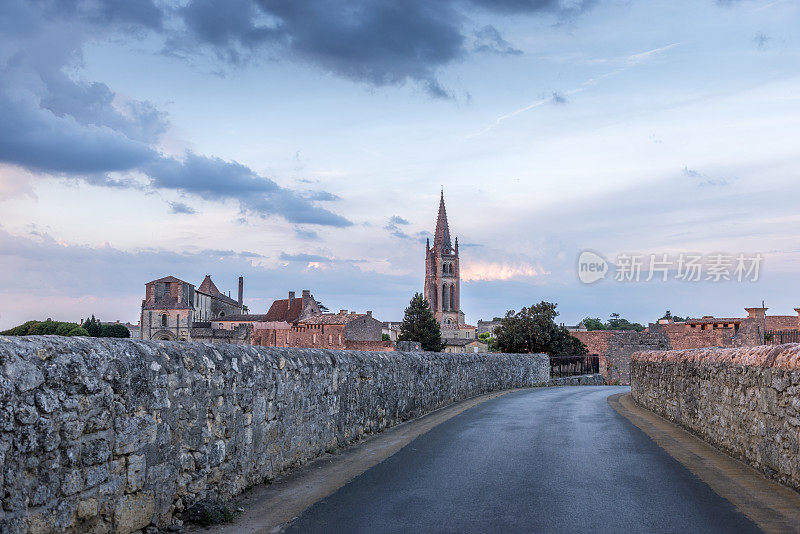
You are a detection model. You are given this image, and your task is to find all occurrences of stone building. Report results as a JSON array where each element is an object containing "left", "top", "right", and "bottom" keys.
[
  {"left": 424, "top": 191, "right": 475, "bottom": 341},
  {"left": 571, "top": 305, "right": 800, "bottom": 384},
  {"left": 252, "top": 308, "right": 391, "bottom": 351},
  {"left": 444, "top": 338, "right": 488, "bottom": 354},
  {"left": 140, "top": 275, "right": 245, "bottom": 341}
]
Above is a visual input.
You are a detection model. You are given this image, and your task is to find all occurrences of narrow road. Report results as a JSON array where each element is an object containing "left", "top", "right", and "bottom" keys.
[{"left": 286, "top": 386, "right": 759, "bottom": 533}]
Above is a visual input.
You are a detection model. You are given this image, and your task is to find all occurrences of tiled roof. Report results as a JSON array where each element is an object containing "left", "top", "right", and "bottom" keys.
[
  {"left": 301, "top": 313, "right": 366, "bottom": 325},
  {"left": 197, "top": 275, "right": 240, "bottom": 306},
  {"left": 214, "top": 314, "right": 269, "bottom": 322},
  {"left": 265, "top": 298, "right": 305, "bottom": 322}
]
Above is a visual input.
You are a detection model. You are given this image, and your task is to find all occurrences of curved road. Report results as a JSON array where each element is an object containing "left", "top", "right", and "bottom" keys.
[{"left": 286, "top": 386, "right": 759, "bottom": 533}]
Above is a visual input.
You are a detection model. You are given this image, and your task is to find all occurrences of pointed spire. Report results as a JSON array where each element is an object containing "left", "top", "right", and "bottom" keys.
[{"left": 433, "top": 190, "right": 452, "bottom": 253}]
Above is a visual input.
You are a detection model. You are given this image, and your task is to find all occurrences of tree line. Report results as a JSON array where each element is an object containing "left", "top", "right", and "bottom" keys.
[{"left": 1, "top": 315, "right": 130, "bottom": 338}]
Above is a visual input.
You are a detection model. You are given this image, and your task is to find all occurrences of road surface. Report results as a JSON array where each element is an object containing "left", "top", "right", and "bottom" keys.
[{"left": 286, "top": 386, "right": 759, "bottom": 533}]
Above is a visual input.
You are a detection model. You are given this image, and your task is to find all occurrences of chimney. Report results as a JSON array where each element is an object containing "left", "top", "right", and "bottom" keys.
[
  {"left": 238, "top": 276, "right": 244, "bottom": 305},
  {"left": 339, "top": 309, "right": 347, "bottom": 316},
  {"left": 288, "top": 291, "right": 295, "bottom": 308},
  {"left": 302, "top": 289, "right": 310, "bottom": 300},
  {"left": 745, "top": 307, "right": 767, "bottom": 320},
  {"left": 366, "top": 311, "right": 372, "bottom": 317}
]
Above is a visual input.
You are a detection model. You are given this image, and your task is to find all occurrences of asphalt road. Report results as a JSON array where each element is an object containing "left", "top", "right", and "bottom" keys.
[{"left": 286, "top": 386, "right": 760, "bottom": 534}]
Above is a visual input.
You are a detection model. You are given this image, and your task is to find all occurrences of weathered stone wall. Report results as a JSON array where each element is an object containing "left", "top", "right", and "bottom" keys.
[
  {"left": 549, "top": 374, "right": 605, "bottom": 386},
  {"left": 631, "top": 345, "right": 800, "bottom": 492},
  {"left": 0, "top": 336, "right": 548, "bottom": 533},
  {"left": 571, "top": 331, "right": 669, "bottom": 385}
]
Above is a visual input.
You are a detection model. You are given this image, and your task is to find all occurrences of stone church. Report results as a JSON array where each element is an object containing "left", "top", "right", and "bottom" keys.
[{"left": 424, "top": 192, "right": 478, "bottom": 344}]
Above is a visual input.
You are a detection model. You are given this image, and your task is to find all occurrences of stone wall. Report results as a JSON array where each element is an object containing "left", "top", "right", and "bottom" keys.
[
  {"left": 571, "top": 331, "right": 669, "bottom": 384},
  {"left": 549, "top": 374, "right": 605, "bottom": 386},
  {"left": 631, "top": 345, "right": 800, "bottom": 492},
  {"left": 0, "top": 336, "right": 549, "bottom": 533}
]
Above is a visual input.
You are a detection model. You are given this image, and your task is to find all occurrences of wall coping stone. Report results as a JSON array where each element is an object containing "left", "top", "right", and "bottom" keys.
[{"left": 632, "top": 343, "right": 800, "bottom": 369}]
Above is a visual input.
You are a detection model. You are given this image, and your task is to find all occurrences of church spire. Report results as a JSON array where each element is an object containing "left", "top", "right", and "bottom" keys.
[{"left": 433, "top": 190, "right": 452, "bottom": 253}]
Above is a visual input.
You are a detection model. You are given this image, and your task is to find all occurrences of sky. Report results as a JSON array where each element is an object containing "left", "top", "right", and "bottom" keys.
[{"left": 1, "top": 0, "right": 800, "bottom": 330}]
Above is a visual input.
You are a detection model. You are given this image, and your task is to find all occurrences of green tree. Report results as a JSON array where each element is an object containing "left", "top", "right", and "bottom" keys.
[
  {"left": 582, "top": 317, "right": 606, "bottom": 331},
  {"left": 83, "top": 315, "right": 102, "bottom": 337},
  {"left": 477, "top": 332, "right": 497, "bottom": 352},
  {"left": 398, "top": 293, "right": 445, "bottom": 352},
  {"left": 607, "top": 313, "right": 645, "bottom": 332},
  {"left": 494, "top": 301, "right": 588, "bottom": 355},
  {"left": 381, "top": 333, "right": 391, "bottom": 342},
  {"left": 66, "top": 326, "right": 89, "bottom": 336},
  {"left": 99, "top": 324, "right": 131, "bottom": 338}
]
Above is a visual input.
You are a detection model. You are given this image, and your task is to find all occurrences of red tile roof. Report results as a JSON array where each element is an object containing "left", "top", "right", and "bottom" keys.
[
  {"left": 265, "top": 298, "right": 305, "bottom": 322},
  {"left": 197, "top": 275, "right": 240, "bottom": 306}
]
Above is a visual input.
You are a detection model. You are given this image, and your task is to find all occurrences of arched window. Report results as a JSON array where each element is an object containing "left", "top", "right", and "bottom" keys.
[
  {"left": 443, "top": 263, "right": 447, "bottom": 274},
  {"left": 450, "top": 284, "right": 455, "bottom": 310},
  {"left": 442, "top": 284, "right": 448, "bottom": 311},
  {"left": 161, "top": 314, "right": 167, "bottom": 327}
]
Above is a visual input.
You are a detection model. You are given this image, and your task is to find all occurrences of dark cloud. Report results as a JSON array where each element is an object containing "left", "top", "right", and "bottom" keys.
[
  {"left": 48, "top": 0, "right": 165, "bottom": 30},
  {"left": 170, "top": 0, "right": 596, "bottom": 97},
  {"left": 168, "top": 201, "right": 196, "bottom": 214},
  {"left": 472, "top": 25, "right": 522, "bottom": 55},
  {"left": 0, "top": 0, "right": 351, "bottom": 227}
]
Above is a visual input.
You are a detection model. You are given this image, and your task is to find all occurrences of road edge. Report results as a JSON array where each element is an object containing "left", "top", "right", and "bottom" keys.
[
  {"left": 608, "top": 392, "right": 800, "bottom": 533},
  {"left": 189, "top": 388, "right": 526, "bottom": 534}
]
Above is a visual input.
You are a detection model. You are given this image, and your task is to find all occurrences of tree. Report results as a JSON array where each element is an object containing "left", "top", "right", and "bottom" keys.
[
  {"left": 66, "top": 326, "right": 89, "bottom": 336},
  {"left": 382, "top": 333, "right": 391, "bottom": 342},
  {"left": 494, "top": 301, "right": 588, "bottom": 355},
  {"left": 83, "top": 315, "right": 102, "bottom": 337},
  {"left": 99, "top": 324, "right": 131, "bottom": 338},
  {"left": 607, "top": 313, "right": 645, "bottom": 332},
  {"left": 477, "top": 332, "right": 496, "bottom": 352},
  {"left": 660, "top": 310, "right": 686, "bottom": 322},
  {"left": 582, "top": 317, "right": 606, "bottom": 331},
  {"left": 316, "top": 300, "right": 330, "bottom": 313},
  {"left": 398, "top": 293, "right": 445, "bottom": 352}
]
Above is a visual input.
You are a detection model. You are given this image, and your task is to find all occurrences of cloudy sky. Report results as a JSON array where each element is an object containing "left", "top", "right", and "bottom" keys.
[{"left": 1, "top": 0, "right": 799, "bottom": 330}]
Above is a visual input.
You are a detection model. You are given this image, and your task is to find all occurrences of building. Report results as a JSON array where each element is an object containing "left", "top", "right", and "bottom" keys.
[
  {"left": 444, "top": 338, "right": 488, "bottom": 354},
  {"left": 140, "top": 275, "right": 246, "bottom": 341},
  {"left": 382, "top": 321, "right": 402, "bottom": 342},
  {"left": 477, "top": 319, "right": 501, "bottom": 336},
  {"left": 424, "top": 191, "right": 475, "bottom": 341},
  {"left": 253, "top": 307, "right": 391, "bottom": 351},
  {"left": 571, "top": 305, "right": 800, "bottom": 385}
]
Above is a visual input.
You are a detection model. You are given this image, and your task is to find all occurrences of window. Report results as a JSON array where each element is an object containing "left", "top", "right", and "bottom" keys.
[
  {"left": 161, "top": 314, "right": 167, "bottom": 327},
  {"left": 450, "top": 284, "right": 455, "bottom": 310},
  {"left": 442, "top": 284, "right": 448, "bottom": 311}
]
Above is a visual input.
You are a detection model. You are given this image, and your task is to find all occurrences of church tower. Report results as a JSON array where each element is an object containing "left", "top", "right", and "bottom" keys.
[{"left": 424, "top": 191, "right": 462, "bottom": 329}]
